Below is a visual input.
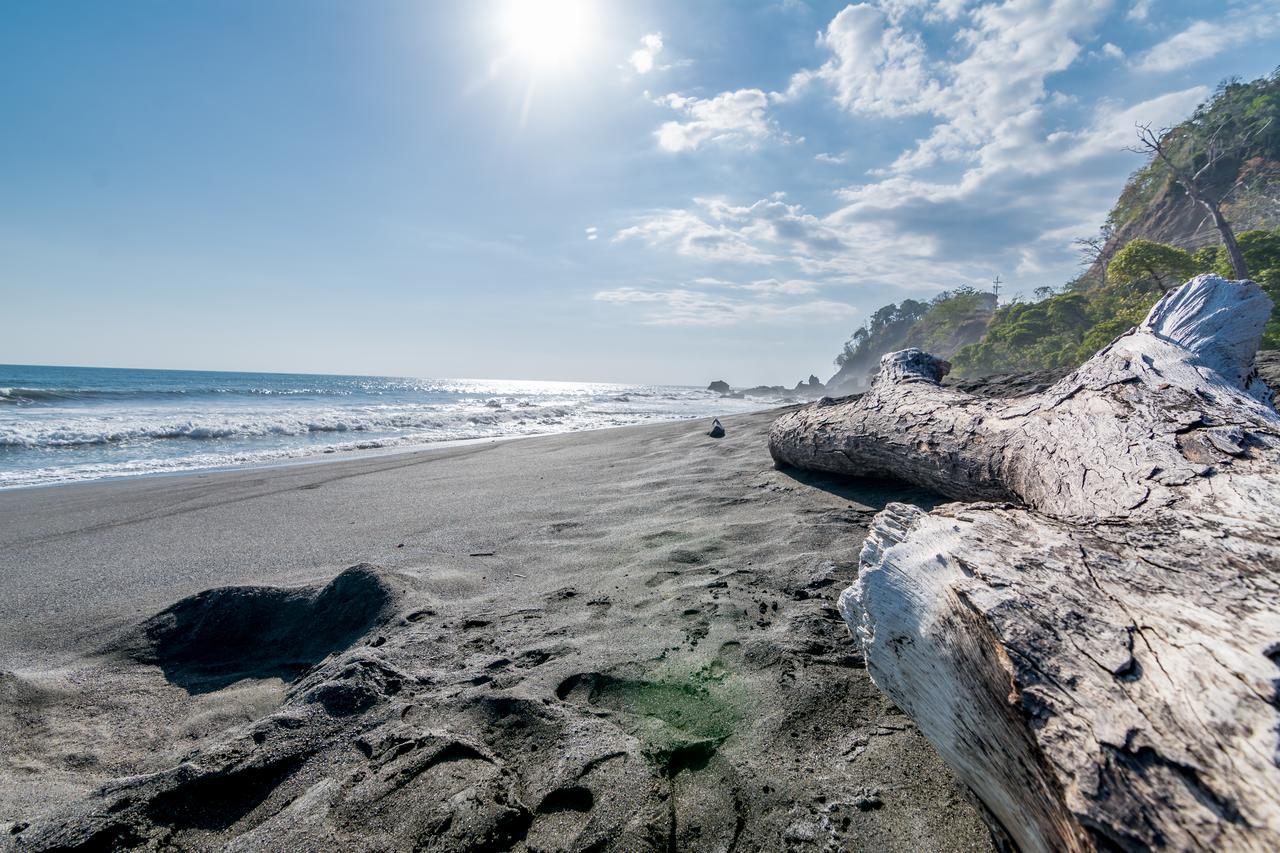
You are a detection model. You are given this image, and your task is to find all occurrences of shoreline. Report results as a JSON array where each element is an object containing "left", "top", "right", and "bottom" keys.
[
  {"left": 0, "top": 407, "right": 992, "bottom": 851},
  {"left": 0, "top": 404, "right": 782, "bottom": 494},
  {"left": 0, "top": 430, "right": 538, "bottom": 496}
]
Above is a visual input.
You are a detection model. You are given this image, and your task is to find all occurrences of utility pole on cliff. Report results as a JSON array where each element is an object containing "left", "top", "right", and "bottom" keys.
[{"left": 992, "top": 275, "right": 1002, "bottom": 303}]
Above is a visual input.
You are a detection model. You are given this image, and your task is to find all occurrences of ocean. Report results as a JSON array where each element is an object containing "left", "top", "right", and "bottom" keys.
[{"left": 0, "top": 365, "right": 773, "bottom": 489}]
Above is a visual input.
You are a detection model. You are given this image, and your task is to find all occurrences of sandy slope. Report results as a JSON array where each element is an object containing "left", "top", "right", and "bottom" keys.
[{"left": 0, "top": 410, "right": 993, "bottom": 851}]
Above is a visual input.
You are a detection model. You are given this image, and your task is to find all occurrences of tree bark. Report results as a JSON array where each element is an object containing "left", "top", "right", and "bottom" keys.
[
  {"left": 1200, "top": 196, "right": 1250, "bottom": 279},
  {"left": 770, "top": 275, "right": 1280, "bottom": 851}
]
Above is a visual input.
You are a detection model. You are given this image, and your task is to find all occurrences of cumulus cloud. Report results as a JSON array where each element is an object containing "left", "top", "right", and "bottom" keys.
[
  {"left": 614, "top": 191, "right": 978, "bottom": 291},
  {"left": 819, "top": 84, "right": 1213, "bottom": 276},
  {"left": 615, "top": 0, "right": 1254, "bottom": 318},
  {"left": 617, "top": 84, "right": 1215, "bottom": 293},
  {"left": 786, "top": 0, "right": 1112, "bottom": 176},
  {"left": 1127, "top": 0, "right": 1154, "bottom": 22},
  {"left": 629, "top": 32, "right": 664, "bottom": 73},
  {"left": 1136, "top": 6, "right": 1280, "bottom": 73},
  {"left": 877, "top": 0, "right": 971, "bottom": 24},
  {"left": 653, "top": 89, "right": 787, "bottom": 152},
  {"left": 755, "top": 0, "right": 1169, "bottom": 280},
  {"left": 783, "top": 3, "right": 941, "bottom": 117}
]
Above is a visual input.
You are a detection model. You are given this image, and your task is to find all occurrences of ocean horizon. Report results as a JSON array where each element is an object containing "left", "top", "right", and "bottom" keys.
[{"left": 0, "top": 363, "right": 773, "bottom": 489}]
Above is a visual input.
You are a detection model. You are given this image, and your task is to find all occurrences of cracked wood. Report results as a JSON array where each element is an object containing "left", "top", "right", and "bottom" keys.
[{"left": 770, "top": 276, "right": 1280, "bottom": 852}]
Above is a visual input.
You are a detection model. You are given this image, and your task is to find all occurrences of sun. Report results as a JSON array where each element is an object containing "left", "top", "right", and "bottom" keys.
[{"left": 497, "top": 0, "right": 597, "bottom": 72}]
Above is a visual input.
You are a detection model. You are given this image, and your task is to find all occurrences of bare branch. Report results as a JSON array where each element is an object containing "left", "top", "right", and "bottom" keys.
[{"left": 1073, "top": 235, "right": 1107, "bottom": 267}]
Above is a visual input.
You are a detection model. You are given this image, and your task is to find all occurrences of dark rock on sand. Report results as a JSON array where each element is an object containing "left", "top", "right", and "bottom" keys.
[
  {"left": 707, "top": 418, "right": 725, "bottom": 438},
  {"left": 739, "top": 385, "right": 791, "bottom": 397},
  {"left": 105, "top": 564, "right": 398, "bottom": 694}
]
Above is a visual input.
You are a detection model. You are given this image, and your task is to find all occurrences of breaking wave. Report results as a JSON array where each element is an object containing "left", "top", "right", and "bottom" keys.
[
  {"left": 0, "top": 404, "right": 585, "bottom": 449},
  {"left": 0, "top": 366, "right": 779, "bottom": 488}
]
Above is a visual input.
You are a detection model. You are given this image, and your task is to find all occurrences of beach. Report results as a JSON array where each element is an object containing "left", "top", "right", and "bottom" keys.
[
  {"left": 0, "top": 365, "right": 775, "bottom": 490},
  {"left": 0, "top": 408, "right": 992, "bottom": 851}
]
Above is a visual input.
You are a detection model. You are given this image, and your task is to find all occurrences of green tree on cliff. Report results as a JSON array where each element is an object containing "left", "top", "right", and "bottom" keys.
[{"left": 1107, "top": 240, "right": 1197, "bottom": 290}]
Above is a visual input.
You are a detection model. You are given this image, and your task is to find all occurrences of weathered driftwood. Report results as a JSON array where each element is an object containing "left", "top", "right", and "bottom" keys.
[{"left": 770, "top": 276, "right": 1280, "bottom": 851}]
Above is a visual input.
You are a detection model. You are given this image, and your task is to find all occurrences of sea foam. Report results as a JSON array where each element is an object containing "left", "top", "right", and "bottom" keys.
[{"left": 0, "top": 365, "right": 778, "bottom": 488}]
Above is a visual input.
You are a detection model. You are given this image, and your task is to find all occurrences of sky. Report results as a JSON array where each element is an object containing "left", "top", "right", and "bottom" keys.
[{"left": 2, "top": 0, "right": 1278, "bottom": 385}]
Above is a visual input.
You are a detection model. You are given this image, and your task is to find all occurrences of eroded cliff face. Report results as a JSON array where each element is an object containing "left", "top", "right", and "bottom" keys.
[
  {"left": 1087, "top": 157, "right": 1280, "bottom": 281},
  {"left": 1087, "top": 73, "right": 1280, "bottom": 280}
]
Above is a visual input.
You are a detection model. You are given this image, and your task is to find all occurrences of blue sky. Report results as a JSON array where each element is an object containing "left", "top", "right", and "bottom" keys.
[{"left": 3, "top": 0, "right": 1278, "bottom": 385}]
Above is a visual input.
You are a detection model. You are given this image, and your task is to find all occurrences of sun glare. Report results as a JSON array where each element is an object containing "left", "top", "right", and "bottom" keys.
[{"left": 497, "top": 0, "right": 597, "bottom": 72}]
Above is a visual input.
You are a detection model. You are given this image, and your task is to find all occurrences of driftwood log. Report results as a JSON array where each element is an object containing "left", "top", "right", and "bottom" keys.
[{"left": 769, "top": 276, "right": 1280, "bottom": 852}]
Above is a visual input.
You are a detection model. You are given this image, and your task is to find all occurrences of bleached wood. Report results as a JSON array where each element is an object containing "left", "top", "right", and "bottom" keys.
[
  {"left": 772, "top": 276, "right": 1280, "bottom": 851},
  {"left": 841, "top": 502, "right": 1280, "bottom": 852}
]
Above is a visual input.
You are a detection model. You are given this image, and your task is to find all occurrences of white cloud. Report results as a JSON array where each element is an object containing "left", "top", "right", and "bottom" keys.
[
  {"left": 815, "top": 152, "right": 848, "bottom": 164},
  {"left": 741, "top": 278, "right": 821, "bottom": 294},
  {"left": 629, "top": 32, "right": 664, "bottom": 74},
  {"left": 761, "top": 0, "right": 1170, "bottom": 280},
  {"left": 814, "top": 81, "right": 1213, "bottom": 281},
  {"left": 619, "top": 82, "right": 1216, "bottom": 293},
  {"left": 586, "top": 226, "right": 598, "bottom": 241},
  {"left": 878, "top": 0, "right": 972, "bottom": 24},
  {"left": 1137, "top": 7, "right": 1280, "bottom": 73},
  {"left": 1127, "top": 0, "right": 1153, "bottom": 22},
  {"left": 653, "top": 89, "right": 786, "bottom": 152},
  {"left": 613, "top": 205, "right": 780, "bottom": 263},
  {"left": 1044, "top": 85, "right": 1210, "bottom": 163},
  {"left": 616, "top": 195, "right": 849, "bottom": 264},
  {"left": 792, "top": 1, "right": 1112, "bottom": 173},
  {"left": 698, "top": 276, "right": 822, "bottom": 294},
  {"left": 783, "top": 3, "right": 941, "bottom": 117},
  {"left": 614, "top": 192, "right": 975, "bottom": 290},
  {"left": 930, "top": 0, "right": 973, "bottom": 20},
  {"left": 1099, "top": 42, "right": 1124, "bottom": 60},
  {"left": 593, "top": 286, "right": 855, "bottom": 326},
  {"left": 619, "top": 1, "right": 1240, "bottom": 310}
]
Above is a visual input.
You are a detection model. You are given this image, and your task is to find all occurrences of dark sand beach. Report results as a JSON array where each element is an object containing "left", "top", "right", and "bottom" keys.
[{"left": 0, "top": 408, "right": 993, "bottom": 851}]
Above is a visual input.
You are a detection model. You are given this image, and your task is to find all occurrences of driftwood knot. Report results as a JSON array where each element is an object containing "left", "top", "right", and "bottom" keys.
[{"left": 877, "top": 348, "right": 951, "bottom": 385}]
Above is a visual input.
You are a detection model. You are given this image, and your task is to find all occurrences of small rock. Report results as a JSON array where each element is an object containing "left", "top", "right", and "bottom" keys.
[
  {"left": 708, "top": 418, "right": 725, "bottom": 439},
  {"left": 852, "top": 790, "right": 883, "bottom": 811}
]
